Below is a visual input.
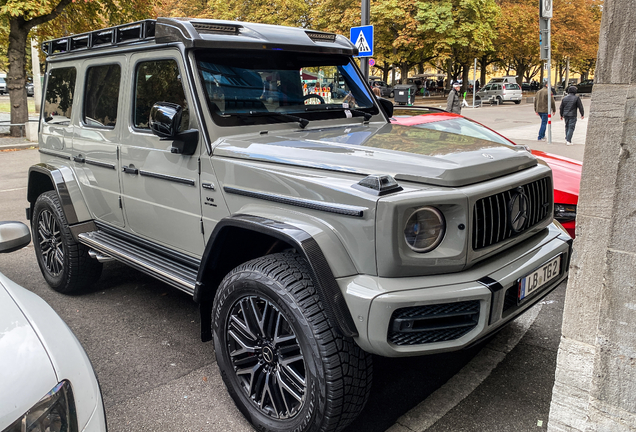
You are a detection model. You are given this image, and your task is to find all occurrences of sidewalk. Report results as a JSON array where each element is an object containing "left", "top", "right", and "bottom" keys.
[{"left": 0, "top": 136, "right": 37, "bottom": 151}]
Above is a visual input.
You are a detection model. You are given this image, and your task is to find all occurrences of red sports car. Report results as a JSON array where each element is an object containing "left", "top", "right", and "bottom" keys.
[{"left": 391, "top": 108, "right": 580, "bottom": 238}]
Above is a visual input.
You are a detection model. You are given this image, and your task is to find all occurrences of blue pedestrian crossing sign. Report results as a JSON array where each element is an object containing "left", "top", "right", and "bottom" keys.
[{"left": 350, "top": 25, "right": 374, "bottom": 57}]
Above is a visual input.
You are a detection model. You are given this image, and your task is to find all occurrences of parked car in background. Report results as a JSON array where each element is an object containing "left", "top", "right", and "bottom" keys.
[
  {"left": 369, "top": 80, "right": 394, "bottom": 98},
  {"left": 486, "top": 76, "right": 518, "bottom": 85},
  {"left": 390, "top": 108, "right": 580, "bottom": 238},
  {"left": 0, "top": 221, "right": 107, "bottom": 432},
  {"left": 576, "top": 79, "right": 594, "bottom": 93},
  {"left": 477, "top": 82, "right": 523, "bottom": 104},
  {"left": 26, "top": 82, "right": 34, "bottom": 97},
  {"left": 0, "top": 77, "right": 6, "bottom": 95}
]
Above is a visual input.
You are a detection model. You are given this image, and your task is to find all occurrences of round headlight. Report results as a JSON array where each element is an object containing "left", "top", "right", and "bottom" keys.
[{"left": 403, "top": 207, "right": 446, "bottom": 253}]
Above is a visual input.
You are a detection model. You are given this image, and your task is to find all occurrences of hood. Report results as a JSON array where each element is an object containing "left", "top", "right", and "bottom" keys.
[
  {"left": 213, "top": 123, "right": 537, "bottom": 187},
  {"left": 0, "top": 277, "right": 57, "bottom": 429}
]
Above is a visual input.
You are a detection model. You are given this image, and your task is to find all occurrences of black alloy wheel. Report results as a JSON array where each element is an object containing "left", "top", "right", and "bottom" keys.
[
  {"left": 226, "top": 295, "right": 306, "bottom": 419},
  {"left": 32, "top": 191, "right": 102, "bottom": 293},
  {"left": 213, "top": 252, "right": 372, "bottom": 432},
  {"left": 37, "top": 208, "right": 64, "bottom": 276}
]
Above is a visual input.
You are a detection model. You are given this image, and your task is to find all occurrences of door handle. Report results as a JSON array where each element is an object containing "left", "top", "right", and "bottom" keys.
[{"left": 122, "top": 165, "right": 139, "bottom": 175}]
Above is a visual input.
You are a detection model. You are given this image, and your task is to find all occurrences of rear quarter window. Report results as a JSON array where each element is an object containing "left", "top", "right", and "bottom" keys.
[{"left": 44, "top": 67, "right": 77, "bottom": 124}]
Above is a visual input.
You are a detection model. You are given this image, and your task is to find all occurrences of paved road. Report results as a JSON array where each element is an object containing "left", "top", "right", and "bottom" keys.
[{"left": 0, "top": 98, "right": 583, "bottom": 431}]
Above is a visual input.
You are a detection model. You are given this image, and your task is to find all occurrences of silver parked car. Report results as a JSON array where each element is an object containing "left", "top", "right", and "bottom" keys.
[
  {"left": 29, "top": 18, "right": 572, "bottom": 432},
  {"left": 0, "top": 77, "right": 6, "bottom": 95},
  {"left": 477, "top": 82, "right": 523, "bottom": 104},
  {"left": 0, "top": 222, "right": 107, "bottom": 432}
]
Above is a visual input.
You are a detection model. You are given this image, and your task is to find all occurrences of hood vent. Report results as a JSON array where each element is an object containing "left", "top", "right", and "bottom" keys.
[{"left": 353, "top": 174, "right": 403, "bottom": 196}]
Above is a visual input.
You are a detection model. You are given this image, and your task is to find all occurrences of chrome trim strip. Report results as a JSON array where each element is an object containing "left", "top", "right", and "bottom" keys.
[
  {"left": 139, "top": 169, "right": 195, "bottom": 186},
  {"left": 223, "top": 186, "right": 365, "bottom": 218},
  {"left": 85, "top": 159, "right": 117, "bottom": 170},
  {"left": 39, "top": 149, "right": 71, "bottom": 160}
]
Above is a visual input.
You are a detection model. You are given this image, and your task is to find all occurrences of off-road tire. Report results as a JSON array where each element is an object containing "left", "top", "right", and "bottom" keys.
[
  {"left": 32, "top": 191, "right": 102, "bottom": 293},
  {"left": 212, "top": 252, "right": 372, "bottom": 432}
]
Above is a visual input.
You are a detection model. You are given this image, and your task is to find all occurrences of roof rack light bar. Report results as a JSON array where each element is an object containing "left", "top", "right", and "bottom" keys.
[
  {"left": 42, "top": 19, "right": 156, "bottom": 56},
  {"left": 305, "top": 31, "right": 337, "bottom": 43},
  {"left": 192, "top": 23, "right": 241, "bottom": 35}
]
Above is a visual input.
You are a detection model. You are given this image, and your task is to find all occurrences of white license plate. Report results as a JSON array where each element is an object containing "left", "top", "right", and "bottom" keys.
[{"left": 519, "top": 255, "right": 561, "bottom": 301}]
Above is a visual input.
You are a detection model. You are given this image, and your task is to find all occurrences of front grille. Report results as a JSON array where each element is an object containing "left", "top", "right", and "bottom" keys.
[
  {"left": 388, "top": 301, "right": 480, "bottom": 346},
  {"left": 472, "top": 177, "right": 552, "bottom": 250}
]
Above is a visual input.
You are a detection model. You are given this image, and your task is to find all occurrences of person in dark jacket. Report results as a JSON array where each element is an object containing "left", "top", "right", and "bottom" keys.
[
  {"left": 446, "top": 82, "right": 462, "bottom": 114},
  {"left": 560, "top": 86, "right": 584, "bottom": 145}
]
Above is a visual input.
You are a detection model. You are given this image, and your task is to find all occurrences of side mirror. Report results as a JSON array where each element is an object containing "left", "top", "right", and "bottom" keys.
[
  {"left": 0, "top": 221, "right": 31, "bottom": 253},
  {"left": 377, "top": 97, "right": 394, "bottom": 118},
  {"left": 149, "top": 102, "right": 199, "bottom": 156}
]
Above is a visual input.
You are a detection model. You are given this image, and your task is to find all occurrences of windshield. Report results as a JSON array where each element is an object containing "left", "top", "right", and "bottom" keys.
[{"left": 196, "top": 50, "right": 377, "bottom": 126}]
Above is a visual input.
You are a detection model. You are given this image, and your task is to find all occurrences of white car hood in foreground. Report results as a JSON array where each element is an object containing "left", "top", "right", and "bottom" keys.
[
  {"left": 0, "top": 272, "right": 105, "bottom": 431},
  {"left": 0, "top": 280, "right": 57, "bottom": 429}
]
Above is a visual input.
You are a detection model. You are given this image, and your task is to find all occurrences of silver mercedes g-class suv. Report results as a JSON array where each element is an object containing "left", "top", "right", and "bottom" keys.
[{"left": 27, "top": 18, "right": 572, "bottom": 432}]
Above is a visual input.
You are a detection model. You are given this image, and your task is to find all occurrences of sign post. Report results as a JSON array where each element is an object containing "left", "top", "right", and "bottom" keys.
[
  {"left": 350, "top": 25, "right": 374, "bottom": 81},
  {"left": 540, "top": 0, "right": 553, "bottom": 143}
]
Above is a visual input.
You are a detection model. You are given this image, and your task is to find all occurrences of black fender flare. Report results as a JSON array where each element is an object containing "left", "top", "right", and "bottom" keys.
[
  {"left": 27, "top": 163, "right": 80, "bottom": 224},
  {"left": 196, "top": 214, "right": 358, "bottom": 341}
]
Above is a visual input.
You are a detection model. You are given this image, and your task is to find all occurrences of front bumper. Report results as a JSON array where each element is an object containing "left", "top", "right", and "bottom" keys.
[{"left": 339, "top": 223, "right": 571, "bottom": 357}]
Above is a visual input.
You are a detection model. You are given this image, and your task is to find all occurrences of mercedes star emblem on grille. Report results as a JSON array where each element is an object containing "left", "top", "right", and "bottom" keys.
[{"left": 509, "top": 188, "right": 529, "bottom": 232}]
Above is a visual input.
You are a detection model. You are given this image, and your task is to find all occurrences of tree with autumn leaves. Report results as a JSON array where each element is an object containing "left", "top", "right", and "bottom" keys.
[
  {"left": 1, "top": 0, "right": 601, "bottom": 136},
  {"left": 0, "top": 0, "right": 153, "bottom": 135}
]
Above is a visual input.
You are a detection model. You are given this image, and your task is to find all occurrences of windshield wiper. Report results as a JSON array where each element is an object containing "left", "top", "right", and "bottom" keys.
[
  {"left": 247, "top": 110, "right": 309, "bottom": 129},
  {"left": 313, "top": 106, "right": 373, "bottom": 121}
]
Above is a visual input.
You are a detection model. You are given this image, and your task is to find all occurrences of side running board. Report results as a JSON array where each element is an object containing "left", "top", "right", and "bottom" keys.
[{"left": 78, "top": 230, "right": 198, "bottom": 295}]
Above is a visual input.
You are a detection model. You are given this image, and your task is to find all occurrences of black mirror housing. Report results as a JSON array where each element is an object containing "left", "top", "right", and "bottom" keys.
[
  {"left": 149, "top": 102, "right": 182, "bottom": 139},
  {"left": 0, "top": 221, "right": 31, "bottom": 253},
  {"left": 149, "top": 102, "right": 199, "bottom": 155},
  {"left": 377, "top": 97, "right": 394, "bottom": 118}
]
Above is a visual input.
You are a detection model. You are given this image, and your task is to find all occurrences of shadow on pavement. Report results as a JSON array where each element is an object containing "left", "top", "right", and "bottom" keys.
[{"left": 342, "top": 344, "right": 485, "bottom": 432}]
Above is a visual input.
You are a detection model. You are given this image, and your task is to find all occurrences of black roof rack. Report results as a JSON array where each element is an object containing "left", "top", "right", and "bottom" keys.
[
  {"left": 41, "top": 18, "right": 356, "bottom": 58},
  {"left": 42, "top": 20, "right": 156, "bottom": 56}
]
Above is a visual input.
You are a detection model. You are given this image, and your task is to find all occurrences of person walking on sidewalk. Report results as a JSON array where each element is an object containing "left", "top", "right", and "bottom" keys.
[
  {"left": 446, "top": 82, "right": 462, "bottom": 114},
  {"left": 560, "top": 86, "right": 585, "bottom": 146},
  {"left": 534, "top": 80, "right": 556, "bottom": 142}
]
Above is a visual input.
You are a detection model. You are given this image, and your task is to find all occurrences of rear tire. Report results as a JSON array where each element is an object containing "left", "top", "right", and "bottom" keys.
[
  {"left": 213, "top": 252, "right": 372, "bottom": 432},
  {"left": 514, "top": 100, "right": 521, "bottom": 104},
  {"left": 32, "top": 191, "right": 102, "bottom": 293},
  {"left": 497, "top": 96, "right": 503, "bottom": 105}
]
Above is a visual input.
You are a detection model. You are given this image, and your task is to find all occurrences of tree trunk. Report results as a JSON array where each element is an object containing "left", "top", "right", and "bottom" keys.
[
  {"left": 480, "top": 56, "right": 487, "bottom": 88},
  {"left": 8, "top": 18, "right": 29, "bottom": 137},
  {"left": 400, "top": 63, "right": 410, "bottom": 84}
]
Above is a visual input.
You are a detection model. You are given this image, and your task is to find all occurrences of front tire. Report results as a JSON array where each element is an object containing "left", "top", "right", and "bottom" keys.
[
  {"left": 32, "top": 191, "right": 102, "bottom": 293},
  {"left": 213, "top": 252, "right": 372, "bottom": 432}
]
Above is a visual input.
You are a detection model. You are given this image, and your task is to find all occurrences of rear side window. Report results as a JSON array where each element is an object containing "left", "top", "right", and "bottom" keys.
[
  {"left": 134, "top": 59, "right": 188, "bottom": 130},
  {"left": 84, "top": 64, "right": 121, "bottom": 127},
  {"left": 505, "top": 83, "right": 520, "bottom": 90},
  {"left": 44, "top": 67, "right": 77, "bottom": 124}
]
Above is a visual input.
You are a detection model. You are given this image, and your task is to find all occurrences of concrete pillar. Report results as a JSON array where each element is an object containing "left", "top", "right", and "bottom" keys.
[{"left": 548, "top": 1, "right": 636, "bottom": 431}]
